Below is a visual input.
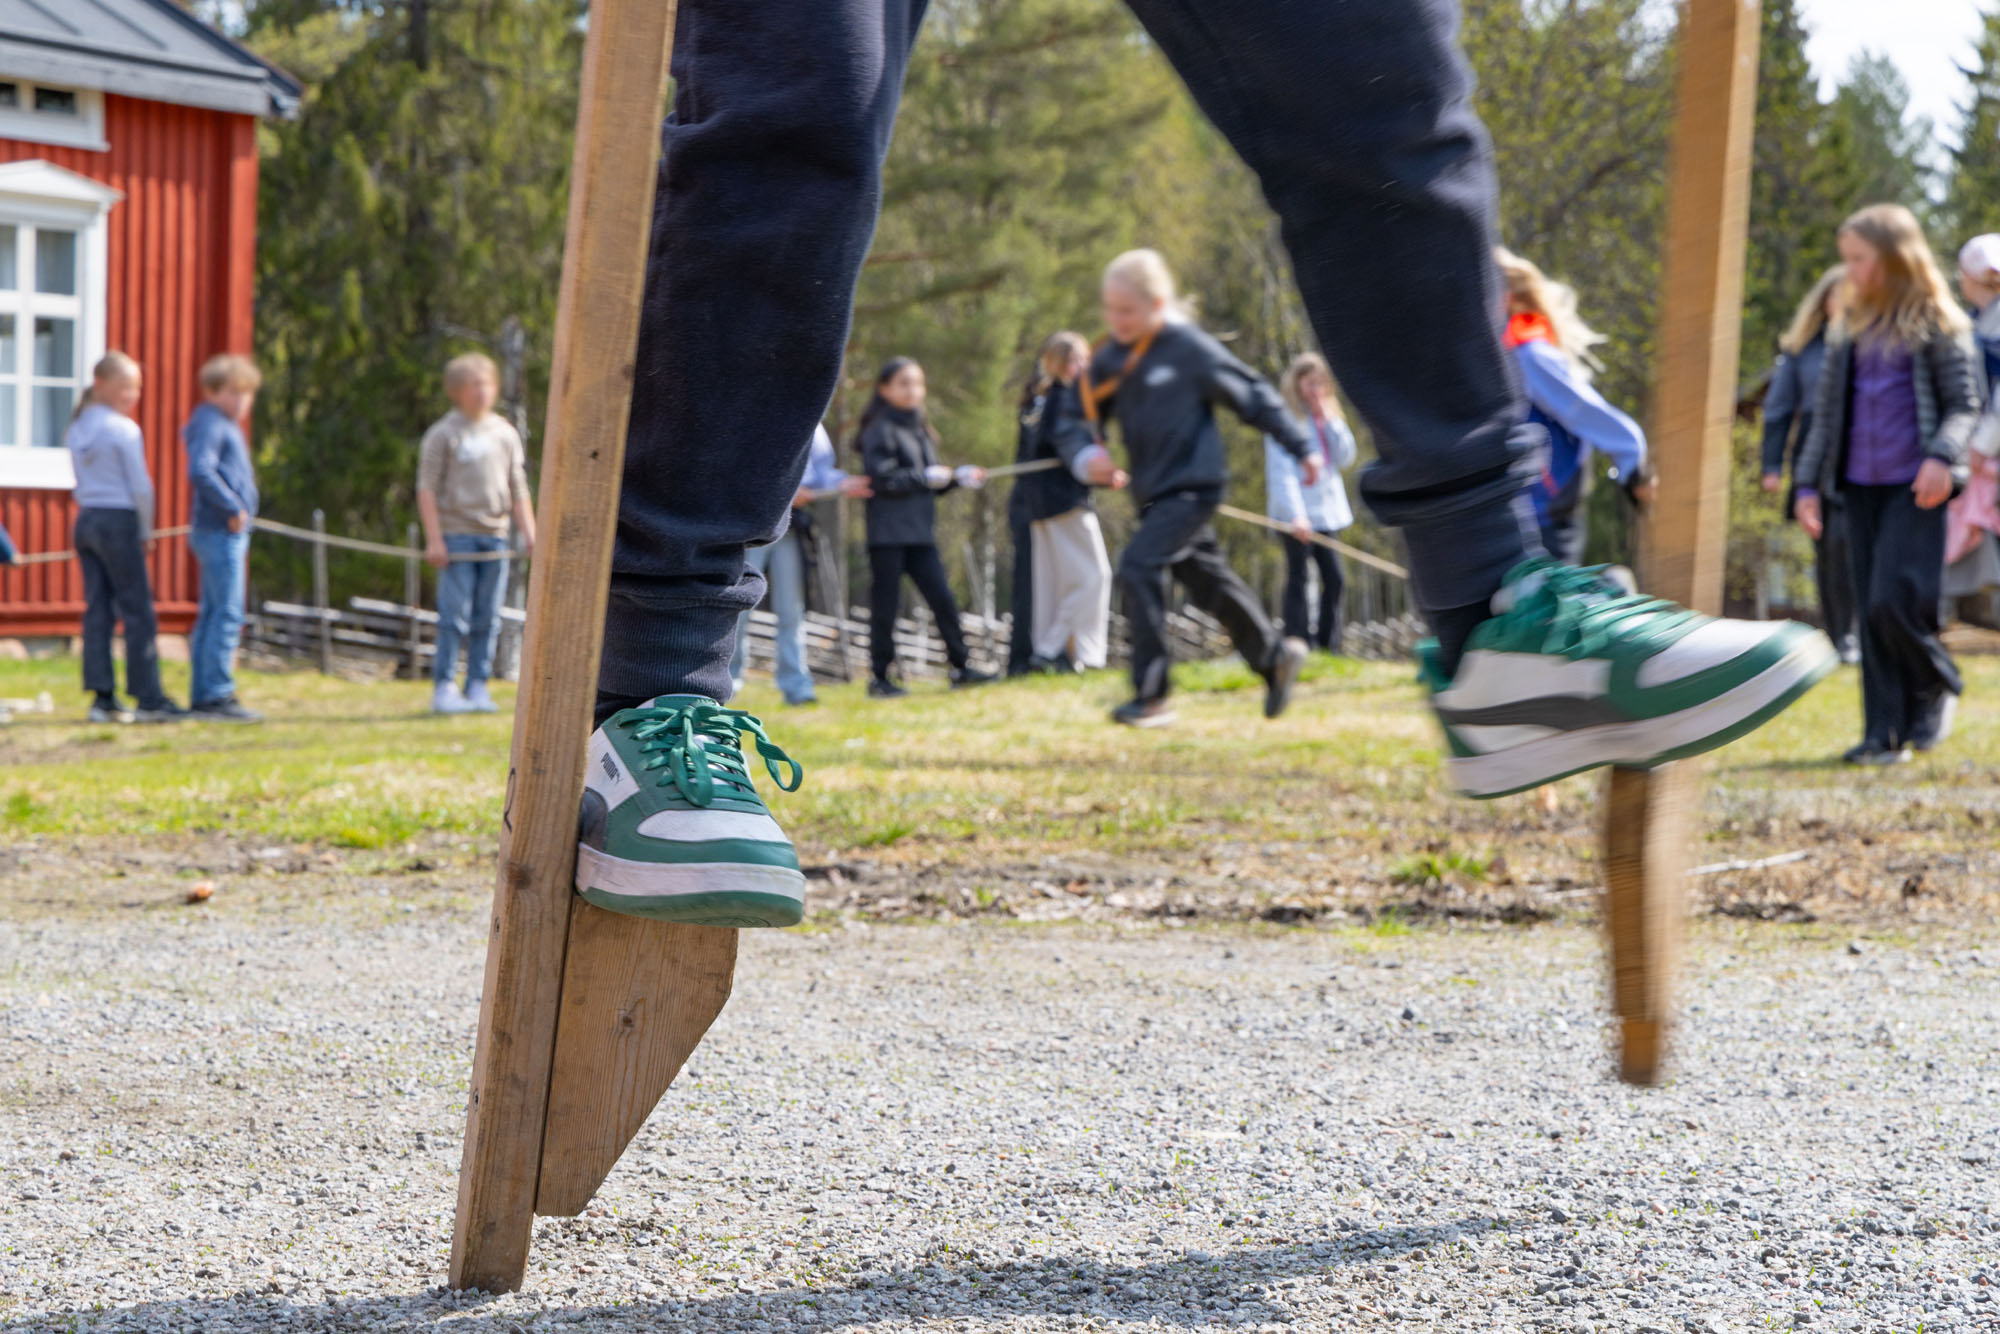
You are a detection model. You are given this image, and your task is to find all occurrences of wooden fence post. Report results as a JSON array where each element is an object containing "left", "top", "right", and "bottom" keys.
[
  {"left": 1605, "top": 0, "right": 1760, "bottom": 1087},
  {"left": 311, "top": 508, "right": 331, "bottom": 675}
]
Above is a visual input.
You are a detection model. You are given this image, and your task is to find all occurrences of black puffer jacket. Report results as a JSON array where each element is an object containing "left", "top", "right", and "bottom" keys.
[
  {"left": 1795, "top": 325, "right": 1980, "bottom": 499},
  {"left": 1087, "top": 322, "right": 1311, "bottom": 507},
  {"left": 1009, "top": 378, "right": 1095, "bottom": 524},
  {"left": 861, "top": 407, "right": 951, "bottom": 548}
]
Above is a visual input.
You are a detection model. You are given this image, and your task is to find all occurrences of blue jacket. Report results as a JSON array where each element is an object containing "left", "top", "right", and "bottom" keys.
[
  {"left": 1264, "top": 411, "right": 1356, "bottom": 532},
  {"left": 1512, "top": 339, "right": 1646, "bottom": 529},
  {"left": 1760, "top": 334, "right": 1827, "bottom": 479},
  {"left": 183, "top": 402, "right": 259, "bottom": 534}
]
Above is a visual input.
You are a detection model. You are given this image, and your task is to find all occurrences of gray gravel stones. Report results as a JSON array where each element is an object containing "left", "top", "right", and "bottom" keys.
[{"left": 2, "top": 903, "right": 1996, "bottom": 1331}]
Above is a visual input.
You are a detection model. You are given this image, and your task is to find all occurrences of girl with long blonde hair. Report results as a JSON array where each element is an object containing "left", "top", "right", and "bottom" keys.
[
  {"left": 1494, "top": 247, "right": 1650, "bottom": 563},
  {"left": 1760, "top": 263, "right": 1857, "bottom": 661},
  {"left": 1079, "top": 248, "right": 1320, "bottom": 727},
  {"left": 1795, "top": 204, "right": 1981, "bottom": 761},
  {"left": 1266, "top": 352, "right": 1357, "bottom": 650}
]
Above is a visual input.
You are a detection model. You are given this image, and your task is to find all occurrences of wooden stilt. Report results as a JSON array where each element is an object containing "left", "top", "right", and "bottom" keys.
[
  {"left": 449, "top": 0, "right": 683, "bottom": 1294},
  {"left": 1606, "top": 0, "right": 1760, "bottom": 1087}
]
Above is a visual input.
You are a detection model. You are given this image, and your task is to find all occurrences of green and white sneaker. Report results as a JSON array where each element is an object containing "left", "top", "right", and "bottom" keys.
[
  {"left": 575, "top": 695, "right": 807, "bottom": 927},
  {"left": 1422, "top": 558, "right": 1837, "bottom": 799}
]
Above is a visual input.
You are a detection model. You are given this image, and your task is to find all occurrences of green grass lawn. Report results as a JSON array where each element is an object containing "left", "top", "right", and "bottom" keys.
[{"left": 2, "top": 649, "right": 1996, "bottom": 919}]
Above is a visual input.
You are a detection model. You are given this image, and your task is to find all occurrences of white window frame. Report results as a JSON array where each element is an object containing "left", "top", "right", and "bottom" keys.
[
  {"left": 0, "top": 160, "right": 121, "bottom": 490},
  {"left": 0, "top": 82, "right": 109, "bottom": 154}
]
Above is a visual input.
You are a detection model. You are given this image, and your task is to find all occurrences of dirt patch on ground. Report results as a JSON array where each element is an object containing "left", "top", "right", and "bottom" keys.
[{"left": 5, "top": 816, "right": 1992, "bottom": 933}]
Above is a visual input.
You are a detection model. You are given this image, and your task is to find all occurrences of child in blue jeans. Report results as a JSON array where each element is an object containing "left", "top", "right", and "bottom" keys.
[
  {"left": 417, "top": 353, "right": 536, "bottom": 715},
  {"left": 184, "top": 354, "right": 264, "bottom": 724},
  {"left": 570, "top": 0, "right": 1837, "bottom": 929}
]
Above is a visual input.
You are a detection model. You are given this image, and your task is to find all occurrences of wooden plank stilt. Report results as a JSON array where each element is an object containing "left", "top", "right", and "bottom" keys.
[
  {"left": 1605, "top": 0, "right": 1760, "bottom": 1087},
  {"left": 449, "top": 0, "right": 682, "bottom": 1294},
  {"left": 535, "top": 912, "right": 738, "bottom": 1216}
]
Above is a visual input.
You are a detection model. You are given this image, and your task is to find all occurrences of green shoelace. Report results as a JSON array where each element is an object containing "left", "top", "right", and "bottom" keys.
[
  {"left": 616, "top": 700, "right": 803, "bottom": 807},
  {"left": 1510, "top": 560, "right": 1698, "bottom": 659}
]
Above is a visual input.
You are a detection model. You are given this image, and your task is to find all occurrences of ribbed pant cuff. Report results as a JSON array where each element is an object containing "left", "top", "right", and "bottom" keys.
[{"left": 595, "top": 595, "right": 744, "bottom": 723}]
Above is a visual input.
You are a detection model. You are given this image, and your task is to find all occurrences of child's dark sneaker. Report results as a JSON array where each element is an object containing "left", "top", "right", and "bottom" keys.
[
  {"left": 575, "top": 695, "right": 806, "bottom": 928},
  {"left": 1909, "top": 691, "right": 1957, "bottom": 752},
  {"left": 1111, "top": 697, "right": 1175, "bottom": 728},
  {"left": 1263, "top": 636, "right": 1308, "bottom": 719},
  {"left": 87, "top": 697, "right": 132, "bottom": 724},
  {"left": 192, "top": 696, "right": 263, "bottom": 724},
  {"left": 1843, "top": 741, "right": 1911, "bottom": 766},
  {"left": 867, "top": 678, "right": 908, "bottom": 699},
  {"left": 949, "top": 665, "right": 997, "bottom": 688},
  {"left": 1423, "top": 557, "right": 1837, "bottom": 799},
  {"left": 133, "top": 699, "right": 189, "bottom": 724}
]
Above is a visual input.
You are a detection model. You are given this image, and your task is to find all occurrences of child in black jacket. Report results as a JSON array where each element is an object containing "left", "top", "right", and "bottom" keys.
[
  {"left": 857, "top": 357, "right": 994, "bottom": 696},
  {"left": 1073, "top": 250, "right": 1318, "bottom": 726}
]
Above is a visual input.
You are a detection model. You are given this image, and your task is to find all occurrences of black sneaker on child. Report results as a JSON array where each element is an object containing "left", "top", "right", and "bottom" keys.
[
  {"left": 949, "top": 666, "right": 997, "bottom": 688},
  {"left": 1909, "top": 691, "right": 1957, "bottom": 752},
  {"left": 193, "top": 697, "right": 264, "bottom": 724},
  {"left": 133, "top": 699, "right": 190, "bottom": 724},
  {"left": 87, "top": 696, "right": 133, "bottom": 724},
  {"left": 1111, "top": 697, "right": 1175, "bottom": 728},
  {"left": 1842, "top": 741, "right": 1910, "bottom": 766},
  {"left": 1262, "top": 636, "right": 1308, "bottom": 719},
  {"left": 867, "top": 678, "right": 909, "bottom": 699}
]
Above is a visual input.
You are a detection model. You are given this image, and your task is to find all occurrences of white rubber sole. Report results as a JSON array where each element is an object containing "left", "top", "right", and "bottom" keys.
[
  {"left": 574, "top": 844, "right": 807, "bottom": 905},
  {"left": 1446, "top": 636, "right": 1835, "bottom": 799}
]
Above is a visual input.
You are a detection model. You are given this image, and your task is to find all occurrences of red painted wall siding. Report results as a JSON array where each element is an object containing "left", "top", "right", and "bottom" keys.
[{"left": 0, "top": 95, "right": 260, "bottom": 636}]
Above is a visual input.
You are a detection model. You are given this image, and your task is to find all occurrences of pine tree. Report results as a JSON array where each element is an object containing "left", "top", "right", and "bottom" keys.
[
  {"left": 1743, "top": 0, "right": 1836, "bottom": 372},
  {"left": 241, "top": 0, "right": 583, "bottom": 599},
  {"left": 1947, "top": 8, "right": 2000, "bottom": 240}
]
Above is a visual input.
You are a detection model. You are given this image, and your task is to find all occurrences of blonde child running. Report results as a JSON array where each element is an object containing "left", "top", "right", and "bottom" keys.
[{"left": 1072, "top": 249, "right": 1318, "bottom": 726}]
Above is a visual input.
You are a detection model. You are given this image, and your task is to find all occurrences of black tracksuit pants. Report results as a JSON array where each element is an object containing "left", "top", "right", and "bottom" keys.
[
  {"left": 74, "top": 507, "right": 167, "bottom": 708},
  {"left": 1281, "top": 534, "right": 1345, "bottom": 651},
  {"left": 869, "top": 543, "right": 970, "bottom": 680},
  {"left": 1844, "top": 483, "right": 1959, "bottom": 748},
  {"left": 1120, "top": 490, "right": 1279, "bottom": 702},
  {"left": 595, "top": 0, "right": 1539, "bottom": 715},
  {"left": 1007, "top": 506, "right": 1036, "bottom": 673}
]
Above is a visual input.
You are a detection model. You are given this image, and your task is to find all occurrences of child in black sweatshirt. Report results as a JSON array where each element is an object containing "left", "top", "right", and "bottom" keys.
[{"left": 1070, "top": 249, "right": 1319, "bottom": 726}]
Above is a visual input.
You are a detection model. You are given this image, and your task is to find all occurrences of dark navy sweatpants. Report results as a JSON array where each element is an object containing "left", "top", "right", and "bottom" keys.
[{"left": 599, "top": 0, "right": 1541, "bottom": 710}]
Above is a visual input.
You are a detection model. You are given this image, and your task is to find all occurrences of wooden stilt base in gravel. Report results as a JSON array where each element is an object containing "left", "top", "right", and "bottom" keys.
[
  {"left": 449, "top": 0, "right": 699, "bottom": 1296},
  {"left": 1604, "top": 0, "right": 1760, "bottom": 1086},
  {"left": 1603, "top": 765, "right": 1689, "bottom": 1086}
]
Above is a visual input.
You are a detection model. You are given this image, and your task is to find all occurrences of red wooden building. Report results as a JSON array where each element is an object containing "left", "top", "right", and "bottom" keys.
[{"left": 0, "top": 0, "right": 298, "bottom": 636}]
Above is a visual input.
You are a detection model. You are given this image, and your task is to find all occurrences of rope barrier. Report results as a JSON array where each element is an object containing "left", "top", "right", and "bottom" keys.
[
  {"left": 971, "top": 462, "right": 1409, "bottom": 580},
  {"left": 1212, "top": 503, "right": 1408, "bottom": 578},
  {"left": 5, "top": 517, "right": 517, "bottom": 568}
]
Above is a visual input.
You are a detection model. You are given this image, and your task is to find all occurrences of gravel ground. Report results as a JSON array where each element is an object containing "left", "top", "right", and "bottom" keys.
[{"left": 2, "top": 896, "right": 1997, "bottom": 1332}]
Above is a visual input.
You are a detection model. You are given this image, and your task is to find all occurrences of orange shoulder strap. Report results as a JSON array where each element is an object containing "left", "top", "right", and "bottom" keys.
[{"left": 1080, "top": 328, "right": 1158, "bottom": 425}]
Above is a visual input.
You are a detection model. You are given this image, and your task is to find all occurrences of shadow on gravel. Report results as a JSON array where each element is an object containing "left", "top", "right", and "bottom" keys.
[{"left": 2, "top": 1220, "right": 1497, "bottom": 1331}]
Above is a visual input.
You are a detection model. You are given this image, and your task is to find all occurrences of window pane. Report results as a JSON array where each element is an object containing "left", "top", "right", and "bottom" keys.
[
  {"left": 0, "top": 313, "right": 13, "bottom": 374},
  {"left": 32, "top": 317, "right": 73, "bottom": 378},
  {"left": 0, "top": 386, "right": 13, "bottom": 447},
  {"left": 34, "top": 231, "right": 76, "bottom": 296},
  {"left": 33, "top": 88, "right": 77, "bottom": 116},
  {"left": 0, "top": 83, "right": 16, "bottom": 110},
  {"left": 0, "top": 225, "right": 14, "bottom": 290},
  {"left": 32, "top": 385, "right": 73, "bottom": 447}
]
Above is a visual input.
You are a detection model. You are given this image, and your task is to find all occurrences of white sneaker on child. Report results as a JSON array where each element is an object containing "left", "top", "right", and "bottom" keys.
[
  {"left": 464, "top": 681, "right": 499, "bottom": 713},
  {"left": 433, "top": 682, "right": 472, "bottom": 715}
]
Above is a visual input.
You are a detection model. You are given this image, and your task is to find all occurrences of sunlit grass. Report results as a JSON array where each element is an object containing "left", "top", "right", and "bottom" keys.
[{"left": 2, "top": 649, "right": 1997, "bottom": 899}]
